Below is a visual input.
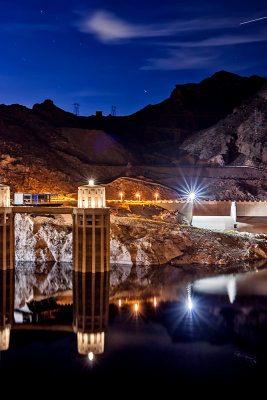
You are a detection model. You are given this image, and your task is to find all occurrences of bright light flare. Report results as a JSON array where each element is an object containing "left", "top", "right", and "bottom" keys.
[
  {"left": 119, "top": 299, "right": 122, "bottom": 307},
  {"left": 155, "top": 193, "right": 158, "bottom": 202},
  {"left": 88, "top": 352, "right": 94, "bottom": 361},
  {"left": 153, "top": 297, "right": 157, "bottom": 307},
  {"left": 89, "top": 179, "right": 94, "bottom": 186},
  {"left": 178, "top": 179, "right": 207, "bottom": 203},
  {"left": 189, "top": 192, "right": 196, "bottom": 201},
  {"left": 134, "top": 303, "right": 139, "bottom": 313},
  {"left": 120, "top": 192, "right": 123, "bottom": 201}
]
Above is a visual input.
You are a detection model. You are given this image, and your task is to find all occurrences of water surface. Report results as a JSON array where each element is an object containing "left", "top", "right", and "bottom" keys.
[{"left": 0, "top": 262, "right": 266, "bottom": 394}]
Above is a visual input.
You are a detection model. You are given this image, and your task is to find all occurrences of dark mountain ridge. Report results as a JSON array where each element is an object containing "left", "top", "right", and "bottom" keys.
[
  {"left": 30, "top": 70, "right": 266, "bottom": 164},
  {"left": 0, "top": 70, "right": 266, "bottom": 198}
]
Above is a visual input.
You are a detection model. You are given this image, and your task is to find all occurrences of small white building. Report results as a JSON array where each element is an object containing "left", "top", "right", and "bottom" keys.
[
  {"left": 0, "top": 184, "right": 10, "bottom": 207},
  {"left": 78, "top": 180, "right": 106, "bottom": 208}
]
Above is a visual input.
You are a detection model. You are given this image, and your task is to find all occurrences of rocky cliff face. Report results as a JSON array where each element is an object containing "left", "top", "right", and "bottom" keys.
[
  {"left": 15, "top": 205, "right": 267, "bottom": 267},
  {"left": 15, "top": 214, "right": 73, "bottom": 263},
  {"left": 110, "top": 215, "right": 267, "bottom": 266},
  {"left": 181, "top": 83, "right": 267, "bottom": 167}
]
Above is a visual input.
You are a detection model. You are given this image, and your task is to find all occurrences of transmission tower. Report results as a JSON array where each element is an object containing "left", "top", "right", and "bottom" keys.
[
  {"left": 111, "top": 105, "right": 116, "bottom": 116},
  {"left": 73, "top": 103, "right": 80, "bottom": 116}
]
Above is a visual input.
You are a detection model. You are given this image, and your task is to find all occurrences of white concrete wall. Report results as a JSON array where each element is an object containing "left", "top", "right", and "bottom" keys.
[{"left": 192, "top": 216, "right": 235, "bottom": 231}]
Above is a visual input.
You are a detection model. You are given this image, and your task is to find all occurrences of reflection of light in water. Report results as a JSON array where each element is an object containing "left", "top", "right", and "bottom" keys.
[
  {"left": 193, "top": 275, "right": 236, "bottom": 296},
  {"left": 186, "top": 284, "right": 194, "bottom": 311},
  {"left": 88, "top": 352, "right": 94, "bottom": 361},
  {"left": 193, "top": 274, "right": 237, "bottom": 303},
  {"left": 153, "top": 297, "right": 157, "bottom": 308},
  {"left": 227, "top": 276, "right": 236, "bottom": 304},
  {"left": 187, "top": 295, "right": 194, "bottom": 311}
]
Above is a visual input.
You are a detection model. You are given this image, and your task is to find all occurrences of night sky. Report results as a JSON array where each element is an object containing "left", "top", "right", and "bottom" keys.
[{"left": 0, "top": 0, "right": 266, "bottom": 116}]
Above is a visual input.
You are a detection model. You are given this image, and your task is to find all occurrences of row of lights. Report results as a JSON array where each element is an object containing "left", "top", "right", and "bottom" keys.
[
  {"left": 88, "top": 292, "right": 194, "bottom": 362},
  {"left": 119, "top": 192, "right": 196, "bottom": 202},
  {"left": 118, "top": 297, "right": 158, "bottom": 312},
  {"left": 88, "top": 180, "right": 196, "bottom": 202},
  {"left": 119, "top": 193, "right": 160, "bottom": 201},
  {"left": 117, "top": 294, "right": 194, "bottom": 318}
]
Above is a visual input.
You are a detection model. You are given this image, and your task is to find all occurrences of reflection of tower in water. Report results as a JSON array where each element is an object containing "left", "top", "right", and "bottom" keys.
[
  {"left": 0, "top": 269, "right": 14, "bottom": 351},
  {"left": 73, "top": 271, "right": 110, "bottom": 358}
]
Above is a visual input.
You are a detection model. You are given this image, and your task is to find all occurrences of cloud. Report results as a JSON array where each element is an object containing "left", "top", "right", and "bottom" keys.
[
  {"left": 76, "top": 10, "right": 240, "bottom": 43},
  {"left": 75, "top": 9, "right": 267, "bottom": 72},
  {"left": 167, "top": 34, "right": 267, "bottom": 48},
  {"left": 141, "top": 49, "right": 218, "bottom": 71}
]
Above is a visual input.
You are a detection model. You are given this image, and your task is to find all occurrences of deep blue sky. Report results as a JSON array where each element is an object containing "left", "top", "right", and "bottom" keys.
[{"left": 0, "top": 0, "right": 266, "bottom": 116}]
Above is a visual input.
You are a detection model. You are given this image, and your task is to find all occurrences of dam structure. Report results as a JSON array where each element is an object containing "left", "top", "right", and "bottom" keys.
[
  {"left": 1, "top": 177, "right": 267, "bottom": 269},
  {"left": 0, "top": 180, "right": 110, "bottom": 272},
  {"left": 154, "top": 199, "right": 267, "bottom": 231}
]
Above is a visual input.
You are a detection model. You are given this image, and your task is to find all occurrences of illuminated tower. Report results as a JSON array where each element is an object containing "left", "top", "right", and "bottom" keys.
[
  {"left": 0, "top": 269, "right": 14, "bottom": 351},
  {"left": 0, "top": 184, "right": 10, "bottom": 207},
  {"left": 0, "top": 184, "right": 14, "bottom": 270},
  {"left": 73, "top": 180, "right": 110, "bottom": 273},
  {"left": 73, "top": 271, "right": 110, "bottom": 358}
]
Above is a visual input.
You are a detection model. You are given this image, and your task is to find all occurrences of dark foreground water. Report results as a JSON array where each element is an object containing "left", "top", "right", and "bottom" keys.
[{"left": 0, "top": 262, "right": 266, "bottom": 395}]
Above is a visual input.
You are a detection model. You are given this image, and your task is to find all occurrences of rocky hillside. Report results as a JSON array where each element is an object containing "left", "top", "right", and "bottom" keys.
[
  {"left": 105, "top": 177, "right": 180, "bottom": 201},
  {"left": 0, "top": 102, "right": 130, "bottom": 193},
  {"left": 0, "top": 70, "right": 266, "bottom": 198},
  {"left": 181, "top": 82, "right": 267, "bottom": 167}
]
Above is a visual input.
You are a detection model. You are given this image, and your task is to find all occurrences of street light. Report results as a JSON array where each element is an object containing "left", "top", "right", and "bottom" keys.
[
  {"left": 189, "top": 192, "right": 196, "bottom": 201},
  {"left": 120, "top": 192, "right": 123, "bottom": 201},
  {"left": 136, "top": 193, "right": 140, "bottom": 201},
  {"left": 155, "top": 193, "right": 158, "bottom": 202}
]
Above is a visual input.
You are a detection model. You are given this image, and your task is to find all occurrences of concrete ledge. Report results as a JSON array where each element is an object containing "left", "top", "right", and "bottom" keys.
[
  {"left": 236, "top": 202, "right": 267, "bottom": 217},
  {"left": 193, "top": 201, "right": 231, "bottom": 216},
  {"left": 192, "top": 216, "right": 235, "bottom": 230},
  {"left": 12, "top": 206, "right": 73, "bottom": 214}
]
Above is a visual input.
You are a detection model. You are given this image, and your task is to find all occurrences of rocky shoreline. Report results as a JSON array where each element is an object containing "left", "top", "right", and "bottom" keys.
[{"left": 15, "top": 203, "right": 267, "bottom": 267}]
